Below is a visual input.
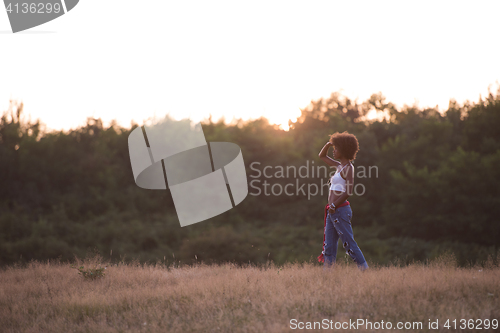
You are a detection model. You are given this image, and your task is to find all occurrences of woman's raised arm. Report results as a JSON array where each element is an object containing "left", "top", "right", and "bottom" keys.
[{"left": 318, "top": 142, "right": 340, "bottom": 167}]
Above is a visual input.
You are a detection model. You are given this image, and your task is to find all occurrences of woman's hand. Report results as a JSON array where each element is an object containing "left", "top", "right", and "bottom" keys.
[
  {"left": 319, "top": 142, "right": 340, "bottom": 167},
  {"left": 328, "top": 205, "right": 336, "bottom": 214},
  {"left": 319, "top": 143, "right": 332, "bottom": 158}
]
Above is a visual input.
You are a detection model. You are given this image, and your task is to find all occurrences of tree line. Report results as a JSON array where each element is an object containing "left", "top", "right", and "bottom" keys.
[{"left": 1, "top": 85, "right": 499, "bottom": 267}]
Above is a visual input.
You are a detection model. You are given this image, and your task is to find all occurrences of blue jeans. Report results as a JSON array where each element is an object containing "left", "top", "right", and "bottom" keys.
[{"left": 323, "top": 205, "right": 368, "bottom": 269}]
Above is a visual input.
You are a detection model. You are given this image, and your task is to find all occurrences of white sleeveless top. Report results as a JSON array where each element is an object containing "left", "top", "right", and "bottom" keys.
[{"left": 329, "top": 163, "right": 352, "bottom": 192}]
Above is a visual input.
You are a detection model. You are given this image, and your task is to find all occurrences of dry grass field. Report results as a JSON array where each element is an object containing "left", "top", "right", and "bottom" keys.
[{"left": 0, "top": 253, "right": 499, "bottom": 333}]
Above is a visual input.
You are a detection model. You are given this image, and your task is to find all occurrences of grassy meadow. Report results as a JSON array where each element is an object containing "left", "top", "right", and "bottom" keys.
[{"left": 0, "top": 253, "right": 499, "bottom": 333}]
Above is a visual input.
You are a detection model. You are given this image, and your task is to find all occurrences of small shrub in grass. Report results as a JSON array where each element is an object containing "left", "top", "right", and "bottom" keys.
[
  {"left": 71, "top": 263, "right": 106, "bottom": 280},
  {"left": 71, "top": 248, "right": 108, "bottom": 280}
]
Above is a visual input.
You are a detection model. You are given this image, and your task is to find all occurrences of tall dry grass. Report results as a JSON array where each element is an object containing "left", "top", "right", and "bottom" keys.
[{"left": 0, "top": 253, "right": 498, "bottom": 333}]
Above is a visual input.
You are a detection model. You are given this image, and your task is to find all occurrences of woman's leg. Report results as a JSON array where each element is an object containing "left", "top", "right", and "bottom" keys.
[
  {"left": 333, "top": 206, "right": 368, "bottom": 270},
  {"left": 323, "top": 211, "right": 340, "bottom": 268}
]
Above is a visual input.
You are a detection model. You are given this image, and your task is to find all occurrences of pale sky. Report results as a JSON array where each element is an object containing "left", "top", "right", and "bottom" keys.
[{"left": 1, "top": 0, "right": 499, "bottom": 132}]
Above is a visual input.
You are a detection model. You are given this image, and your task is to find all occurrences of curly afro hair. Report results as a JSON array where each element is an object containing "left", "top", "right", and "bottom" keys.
[{"left": 329, "top": 131, "right": 359, "bottom": 161}]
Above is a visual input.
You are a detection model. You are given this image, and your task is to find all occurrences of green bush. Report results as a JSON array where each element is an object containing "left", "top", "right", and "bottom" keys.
[{"left": 71, "top": 264, "right": 106, "bottom": 280}]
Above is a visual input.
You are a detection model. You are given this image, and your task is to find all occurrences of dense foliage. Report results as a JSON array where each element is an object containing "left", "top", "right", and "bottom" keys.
[{"left": 1, "top": 85, "right": 499, "bottom": 267}]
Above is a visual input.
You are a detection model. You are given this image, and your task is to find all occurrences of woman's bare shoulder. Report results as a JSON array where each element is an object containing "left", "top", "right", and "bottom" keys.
[{"left": 341, "top": 162, "right": 355, "bottom": 179}]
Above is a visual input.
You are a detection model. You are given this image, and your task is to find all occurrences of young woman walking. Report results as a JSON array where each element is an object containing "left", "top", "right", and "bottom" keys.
[{"left": 318, "top": 131, "right": 369, "bottom": 271}]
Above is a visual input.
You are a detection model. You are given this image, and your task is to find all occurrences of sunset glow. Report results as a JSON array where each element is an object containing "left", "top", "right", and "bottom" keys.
[{"left": 1, "top": 1, "right": 499, "bottom": 132}]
